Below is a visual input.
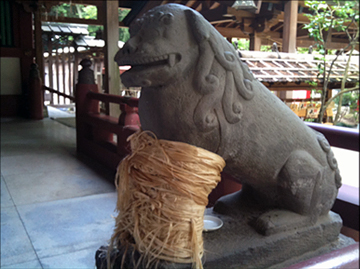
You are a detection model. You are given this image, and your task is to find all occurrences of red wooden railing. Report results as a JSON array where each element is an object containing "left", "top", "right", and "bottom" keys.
[
  {"left": 75, "top": 83, "right": 358, "bottom": 267},
  {"left": 75, "top": 84, "right": 140, "bottom": 170},
  {"left": 75, "top": 80, "right": 359, "bottom": 227}
]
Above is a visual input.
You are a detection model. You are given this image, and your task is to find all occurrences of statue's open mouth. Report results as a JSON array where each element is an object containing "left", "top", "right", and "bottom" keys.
[{"left": 116, "top": 53, "right": 181, "bottom": 71}]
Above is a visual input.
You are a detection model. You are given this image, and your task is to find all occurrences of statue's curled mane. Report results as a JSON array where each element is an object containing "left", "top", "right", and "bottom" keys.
[{"left": 184, "top": 9, "right": 255, "bottom": 133}]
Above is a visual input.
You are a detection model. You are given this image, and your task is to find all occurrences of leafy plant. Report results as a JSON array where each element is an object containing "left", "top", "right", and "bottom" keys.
[
  {"left": 47, "top": 4, "right": 130, "bottom": 42},
  {"left": 303, "top": 0, "right": 359, "bottom": 123},
  {"left": 233, "top": 38, "right": 250, "bottom": 50}
]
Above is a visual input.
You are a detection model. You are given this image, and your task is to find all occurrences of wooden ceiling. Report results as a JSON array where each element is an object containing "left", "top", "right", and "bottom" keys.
[
  {"left": 120, "top": 0, "right": 356, "bottom": 51},
  {"left": 26, "top": 0, "right": 358, "bottom": 51}
]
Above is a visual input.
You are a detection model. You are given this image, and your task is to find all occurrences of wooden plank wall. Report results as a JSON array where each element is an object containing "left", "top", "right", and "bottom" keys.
[{"left": 44, "top": 35, "right": 79, "bottom": 106}]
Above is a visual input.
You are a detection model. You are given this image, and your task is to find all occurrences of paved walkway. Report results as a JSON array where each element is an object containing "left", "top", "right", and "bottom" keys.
[
  {"left": 1, "top": 111, "right": 358, "bottom": 268},
  {"left": 1, "top": 116, "right": 117, "bottom": 268}
]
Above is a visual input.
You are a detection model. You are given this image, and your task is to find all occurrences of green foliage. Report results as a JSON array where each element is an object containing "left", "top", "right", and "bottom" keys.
[
  {"left": 47, "top": 4, "right": 131, "bottom": 42},
  {"left": 118, "top": 9, "right": 131, "bottom": 42},
  {"left": 48, "top": 3, "right": 88, "bottom": 18},
  {"left": 232, "top": 38, "right": 249, "bottom": 50},
  {"left": 83, "top": 5, "right": 97, "bottom": 19},
  {"left": 302, "top": 1, "right": 359, "bottom": 123},
  {"left": 260, "top": 45, "right": 272, "bottom": 52},
  {"left": 297, "top": 47, "right": 310, "bottom": 54},
  {"left": 303, "top": 1, "right": 359, "bottom": 52},
  {"left": 119, "top": 28, "right": 130, "bottom": 42},
  {"left": 333, "top": 90, "right": 359, "bottom": 109}
]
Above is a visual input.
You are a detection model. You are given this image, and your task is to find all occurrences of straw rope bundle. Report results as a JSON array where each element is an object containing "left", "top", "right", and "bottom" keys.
[{"left": 107, "top": 131, "right": 225, "bottom": 269}]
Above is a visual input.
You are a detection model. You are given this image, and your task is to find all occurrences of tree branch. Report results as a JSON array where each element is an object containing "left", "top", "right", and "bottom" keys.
[{"left": 324, "top": 86, "right": 359, "bottom": 110}]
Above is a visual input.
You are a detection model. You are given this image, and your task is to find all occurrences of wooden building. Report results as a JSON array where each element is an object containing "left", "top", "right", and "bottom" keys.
[{"left": 1, "top": 0, "right": 358, "bottom": 117}]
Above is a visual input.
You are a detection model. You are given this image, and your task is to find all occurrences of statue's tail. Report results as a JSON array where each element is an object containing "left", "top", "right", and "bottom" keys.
[{"left": 315, "top": 132, "right": 342, "bottom": 189}]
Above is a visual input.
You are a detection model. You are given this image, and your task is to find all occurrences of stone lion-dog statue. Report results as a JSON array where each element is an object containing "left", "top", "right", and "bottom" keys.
[{"left": 114, "top": 3, "right": 341, "bottom": 236}]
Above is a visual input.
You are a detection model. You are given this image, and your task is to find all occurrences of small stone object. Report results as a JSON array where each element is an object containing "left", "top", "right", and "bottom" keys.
[
  {"left": 29, "top": 63, "right": 40, "bottom": 79},
  {"left": 78, "top": 58, "right": 95, "bottom": 85}
]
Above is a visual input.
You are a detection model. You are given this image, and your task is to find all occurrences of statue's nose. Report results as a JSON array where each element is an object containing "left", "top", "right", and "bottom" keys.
[
  {"left": 114, "top": 36, "right": 140, "bottom": 64},
  {"left": 122, "top": 37, "right": 139, "bottom": 55}
]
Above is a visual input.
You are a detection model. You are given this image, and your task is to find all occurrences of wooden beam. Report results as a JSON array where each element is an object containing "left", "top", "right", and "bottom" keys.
[
  {"left": 255, "top": 0, "right": 262, "bottom": 14},
  {"left": 268, "top": 37, "right": 359, "bottom": 51},
  {"left": 296, "top": 39, "right": 360, "bottom": 51},
  {"left": 186, "top": 0, "right": 197, "bottom": 7},
  {"left": 210, "top": 19, "right": 235, "bottom": 25},
  {"left": 66, "top": 0, "right": 103, "bottom": 5},
  {"left": 278, "top": 12, "right": 358, "bottom": 29},
  {"left": 41, "top": 15, "right": 127, "bottom": 28},
  {"left": 272, "top": 23, "right": 283, "bottom": 32},
  {"left": 210, "top": 2, "right": 221, "bottom": 9},
  {"left": 96, "top": 2, "right": 104, "bottom": 25},
  {"left": 42, "top": 15, "right": 102, "bottom": 26},
  {"left": 103, "top": 1, "right": 120, "bottom": 117},
  {"left": 277, "top": 12, "right": 309, "bottom": 24},
  {"left": 200, "top": 4, "right": 233, "bottom": 23},
  {"left": 282, "top": 0, "right": 298, "bottom": 53},
  {"left": 215, "top": 27, "right": 248, "bottom": 38},
  {"left": 249, "top": 32, "right": 261, "bottom": 51},
  {"left": 227, "top": 7, "right": 255, "bottom": 20},
  {"left": 226, "top": 21, "right": 237, "bottom": 28},
  {"left": 34, "top": 7, "right": 44, "bottom": 81}
]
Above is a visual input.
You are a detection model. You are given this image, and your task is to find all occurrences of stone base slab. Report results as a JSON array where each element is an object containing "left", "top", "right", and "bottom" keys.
[
  {"left": 200, "top": 208, "right": 354, "bottom": 268},
  {"left": 96, "top": 207, "right": 355, "bottom": 268}
]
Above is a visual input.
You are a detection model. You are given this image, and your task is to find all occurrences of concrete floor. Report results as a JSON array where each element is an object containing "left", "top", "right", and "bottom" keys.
[
  {"left": 1, "top": 109, "right": 358, "bottom": 268},
  {"left": 1, "top": 116, "right": 117, "bottom": 269}
]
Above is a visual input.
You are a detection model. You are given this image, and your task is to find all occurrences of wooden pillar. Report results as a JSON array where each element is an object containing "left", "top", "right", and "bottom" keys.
[
  {"left": 62, "top": 44, "right": 66, "bottom": 104},
  {"left": 103, "top": 1, "right": 120, "bottom": 117},
  {"left": 34, "top": 7, "right": 44, "bottom": 81},
  {"left": 47, "top": 34, "right": 54, "bottom": 104},
  {"left": 282, "top": 0, "right": 298, "bottom": 53},
  {"left": 55, "top": 43, "right": 60, "bottom": 104},
  {"left": 68, "top": 45, "right": 72, "bottom": 98},
  {"left": 249, "top": 32, "right": 261, "bottom": 51},
  {"left": 17, "top": 4, "right": 35, "bottom": 117},
  {"left": 73, "top": 45, "right": 79, "bottom": 92}
]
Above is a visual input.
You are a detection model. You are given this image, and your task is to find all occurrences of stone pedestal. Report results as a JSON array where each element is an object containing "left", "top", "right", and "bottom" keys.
[
  {"left": 95, "top": 206, "right": 355, "bottom": 269},
  {"left": 199, "top": 208, "right": 354, "bottom": 268}
]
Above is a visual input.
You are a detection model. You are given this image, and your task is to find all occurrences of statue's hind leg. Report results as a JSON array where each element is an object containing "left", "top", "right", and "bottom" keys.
[{"left": 253, "top": 150, "right": 325, "bottom": 235}]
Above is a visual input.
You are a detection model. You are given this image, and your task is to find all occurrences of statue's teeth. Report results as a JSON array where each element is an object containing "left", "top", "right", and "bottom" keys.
[{"left": 168, "top": 54, "right": 176, "bottom": 67}]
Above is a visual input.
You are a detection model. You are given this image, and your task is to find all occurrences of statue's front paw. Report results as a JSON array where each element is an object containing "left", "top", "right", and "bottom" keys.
[{"left": 252, "top": 209, "right": 309, "bottom": 236}]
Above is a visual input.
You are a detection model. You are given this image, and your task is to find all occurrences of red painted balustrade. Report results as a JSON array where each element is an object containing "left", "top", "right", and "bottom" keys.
[
  {"left": 75, "top": 83, "right": 358, "bottom": 232},
  {"left": 75, "top": 83, "right": 140, "bottom": 170},
  {"left": 75, "top": 83, "right": 359, "bottom": 266}
]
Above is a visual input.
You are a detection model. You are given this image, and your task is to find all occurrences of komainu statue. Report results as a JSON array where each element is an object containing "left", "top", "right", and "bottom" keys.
[{"left": 110, "top": 3, "right": 349, "bottom": 268}]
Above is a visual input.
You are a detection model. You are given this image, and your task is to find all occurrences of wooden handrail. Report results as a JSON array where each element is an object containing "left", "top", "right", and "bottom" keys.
[
  {"left": 305, "top": 122, "right": 359, "bottom": 152},
  {"left": 43, "top": 85, "right": 76, "bottom": 101},
  {"left": 86, "top": 91, "right": 139, "bottom": 107}
]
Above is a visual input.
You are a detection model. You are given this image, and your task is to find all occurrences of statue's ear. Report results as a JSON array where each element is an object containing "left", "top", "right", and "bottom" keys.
[{"left": 184, "top": 9, "right": 210, "bottom": 43}]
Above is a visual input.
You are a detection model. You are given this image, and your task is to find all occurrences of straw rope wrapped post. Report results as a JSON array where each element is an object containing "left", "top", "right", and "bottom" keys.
[{"left": 107, "top": 131, "right": 226, "bottom": 269}]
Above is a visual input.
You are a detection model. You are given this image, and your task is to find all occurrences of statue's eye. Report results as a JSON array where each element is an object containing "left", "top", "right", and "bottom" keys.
[
  {"left": 130, "top": 18, "right": 143, "bottom": 36},
  {"left": 159, "top": 13, "right": 174, "bottom": 25}
]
